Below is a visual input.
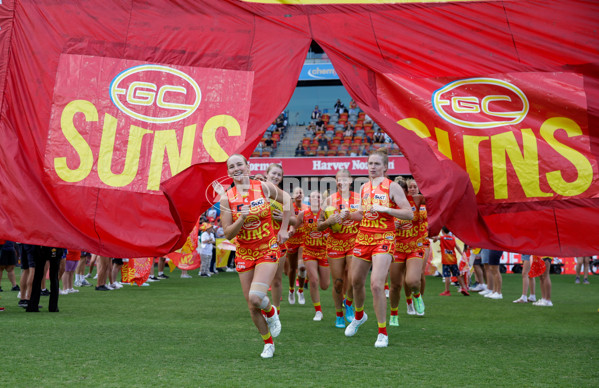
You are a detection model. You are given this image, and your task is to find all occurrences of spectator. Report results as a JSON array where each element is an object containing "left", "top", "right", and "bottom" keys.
[
  {"left": 264, "top": 136, "right": 274, "bottom": 153},
  {"left": 279, "top": 113, "right": 288, "bottom": 127},
  {"left": 437, "top": 227, "right": 469, "bottom": 296},
  {"left": 373, "top": 129, "right": 385, "bottom": 144},
  {"left": 575, "top": 256, "right": 591, "bottom": 284},
  {"left": 513, "top": 254, "right": 536, "bottom": 303},
  {"left": 343, "top": 125, "right": 354, "bottom": 139},
  {"left": 295, "top": 143, "right": 306, "bottom": 156},
  {"left": 0, "top": 240, "right": 19, "bottom": 292},
  {"left": 94, "top": 255, "right": 112, "bottom": 291},
  {"left": 17, "top": 244, "right": 36, "bottom": 308},
  {"left": 533, "top": 256, "right": 553, "bottom": 307},
  {"left": 334, "top": 99, "right": 346, "bottom": 114},
  {"left": 276, "top": 114, "right": 287, "bottom": 132},
  {"left": 359, "top": 144, "right": 368, "bottom": 156},
  {"left": 469, "top": 248, "right": 487, "bottom": 292},
  {"left": 315, "top": 117, "right": 325, "bottom": 131},
  {"left": 482, "top": 249, "right": 504, "bottom": 299},
  {"left": 315, "top": 133, "right": 329, "bottom": 151},
  {"left": 27, "top": 246, "right": 64, "bottom": 312},
  {"left": 311, "top": 105, "right": 322, "bottom": 120},
  {"left": 110, "top": 258, "right": 125, "bottom": 288},
  {"left": 198, "top": 223, "right": 215, "bottom": 277},
  {"left": 61, "top": 249, "right": 81, "bottom": 295},
  {"left": 74, "top": 253, "right": 93, "bottom": 287},
  {"left": 348, "top": 99, "right": 358, "bottom": 115}
]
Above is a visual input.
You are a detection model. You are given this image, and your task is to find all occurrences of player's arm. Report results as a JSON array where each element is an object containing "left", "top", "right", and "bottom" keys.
[
  {"left": 372, "top": 181, "right": 413, "bottom": 220},
  {"left": 220, "top": 195, "right": 247, "bottom": 240}
]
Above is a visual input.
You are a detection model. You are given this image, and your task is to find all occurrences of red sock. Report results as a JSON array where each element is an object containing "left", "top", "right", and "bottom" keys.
[
  {"left": 378, "top": 325, "right": 387, "bottom": 336},
  {"left": 345, "top": 298, "right": 353, "bottom": 307},
  {"left": 355, "top": 307, "right": 364, "bottom": 321},
  {"left": 261, "top": 333, "right": 274, "bottom": 345},
  {"left": 314, "top": 303, "right": 322, "bottom": 313},
  {"left": 336, "top": 309, "right": 343, "bottom": 318},
  {"left": 413, "top": 292, "right": 421, "bottom": 299},
  {"left": 406, "top": 298, "right": 413, "bottom": 305},
  {"left": 390, "top": 308, "right": 398, "bottom": 316},
  {"left": 263, "top": 305, "right": 276, "bottom": 318}
]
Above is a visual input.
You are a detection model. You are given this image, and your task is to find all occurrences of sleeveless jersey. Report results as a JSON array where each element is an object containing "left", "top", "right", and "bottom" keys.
[
  {"left": 394, "top": 195, "right": 422, "bottom": 254},
  {"left": 287, "top": 202, "right": 311, "bottom": 245},
  {"left": 226, "top": 180, "right": 278, "bottom": 258},
  {"left": 355, "top": 178, "right": 398, "bottom": 245},
  {"left": 439, "top": 234, "right": 458, "bottom": 265},
  {"left": 326, "top": 191, "right": 360, "bottom": 253},
  {"left": 302, "top": 208, "right": 328, "bottom": 257}
]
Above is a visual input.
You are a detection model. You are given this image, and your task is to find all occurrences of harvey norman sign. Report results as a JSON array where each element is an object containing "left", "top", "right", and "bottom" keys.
[{"left": 249, "top": 156, "right": 410, "bottom": 176}]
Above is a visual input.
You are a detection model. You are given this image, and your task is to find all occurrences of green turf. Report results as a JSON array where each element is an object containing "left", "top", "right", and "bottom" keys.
[{"left": 2, "top": 270, "right": 598, "bottom": 387}]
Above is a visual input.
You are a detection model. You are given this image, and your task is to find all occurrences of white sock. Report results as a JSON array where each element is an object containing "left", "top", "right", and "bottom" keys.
[
  {"left": 158, "top": 271, "right": 164, "bottom": 276},
  {"left": 521, "top": 294, "right": 527, "bottom": 301},
  {"left": 530, "top": 294, "right": 536, "bottom": 299}
]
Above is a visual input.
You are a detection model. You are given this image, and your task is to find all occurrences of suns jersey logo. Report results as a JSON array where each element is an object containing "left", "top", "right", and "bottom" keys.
[
  {"left": 309, "top": 231, "right": 323, "bottom": 239},
  {"left": 364, "top": 210, "right": 379, "bottom": 220},
  {"left": 244, "top": 216, "right": 261, "bottom": 230},
  {"left": 399, "top": 222, "right": 414, "bottom": 230}
]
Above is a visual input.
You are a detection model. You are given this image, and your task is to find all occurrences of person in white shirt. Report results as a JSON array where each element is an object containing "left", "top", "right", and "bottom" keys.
[{"left": 198, "top": 223, "right": 216, "bottom": 277}]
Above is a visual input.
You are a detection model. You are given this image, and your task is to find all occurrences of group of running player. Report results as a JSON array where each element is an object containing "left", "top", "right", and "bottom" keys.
[{"left": 219, "top": 148, "right": 431, "bottom": 358}]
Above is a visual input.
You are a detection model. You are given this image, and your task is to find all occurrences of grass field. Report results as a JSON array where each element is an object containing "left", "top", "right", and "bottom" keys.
[{"left": 2, "top": 269, "right": 598, "bottom": 387}]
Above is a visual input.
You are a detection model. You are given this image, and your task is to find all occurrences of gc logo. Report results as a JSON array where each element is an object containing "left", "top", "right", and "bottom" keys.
[
  {"left": 432, "top": 78, "right": 529, "bottom": 129},
  {"left": 110, "top": 64, "right": 201, "bottom": 124}
]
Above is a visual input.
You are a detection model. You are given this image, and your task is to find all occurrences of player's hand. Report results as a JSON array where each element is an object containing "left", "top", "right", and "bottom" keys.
[
  {"left": 339, "top": 209, "right": 350, "bottom": 220},
  {"left": 371, "top": 205, "right": 388, "bottom": 214},
  {"left": 240, "top": 205, "right": 250, "bottom": 219},
  {"left": 277, "top": 230, "right": 289, "bottom": 244},
  {"left": 272, "top": 208, "right": 283, "bottom": 221},
  {"left": 212, "top": 181, "right": 225, "bottom": 196},
  {"left": 329, "top": 213, "right": 343, "bottom": 225}
]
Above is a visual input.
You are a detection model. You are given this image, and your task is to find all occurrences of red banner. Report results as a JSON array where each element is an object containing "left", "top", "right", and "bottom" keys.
[
  {"left": 249, "top": 156, "right": 410, "bottom": 176},
  {"left": 377, "top": 72, "right": 597, "bottom": 204},
  {"left": 165, "top": 219, "right": 202, "bottom": 271},
  {"left": 45, "top": 55, "right": 253, "bottom": 193},
  {"left": 122, "top": 258, "right": 153, "bottom": 286},
  {"left": 1, "top": 0, "right": 598, "bottom": 257}
]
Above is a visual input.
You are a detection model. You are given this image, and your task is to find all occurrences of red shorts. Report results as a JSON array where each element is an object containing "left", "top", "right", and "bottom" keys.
[
  {"left": 304, "top": 254, "right": 329, "bottom": 267},
  {"left": 235, "top": 249, "right": 280, "bottom": 273},
  {"left": 353, "top": 240, "right": 396, "bottom": 262},
  {"left": 279, "top": 242, "right": 288, "bottom": 256},
  {"left": 327, "top": 247, "right": 354, "bottom": 259},
  {"left": 393, "top": 250, "right": 424, "bottom": 264},
  {"left": 286, "top": 242, "right": 302, "bottom": 255}
]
